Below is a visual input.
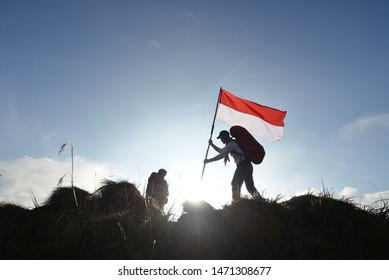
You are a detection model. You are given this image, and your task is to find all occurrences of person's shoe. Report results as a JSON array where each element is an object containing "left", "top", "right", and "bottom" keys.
[{"left": 252, "top": 191, "right": 265, "bottom": 201}]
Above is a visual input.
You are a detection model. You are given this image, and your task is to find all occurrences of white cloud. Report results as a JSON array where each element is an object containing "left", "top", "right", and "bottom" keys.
[
  {"left": 339, "top": 186, "right": 360, "bottom": 198},
  {"left": 146, "top": 40, "right": 160, "bottom": 49},
  {"left": 339, "top": 186, "right": 389, "bottom": 208},
  {"left": 0, "top": 156, "right": 121, "bottom": 208},
  {"left": 339, "top": 112, "right": 389, "bottom": 138}
]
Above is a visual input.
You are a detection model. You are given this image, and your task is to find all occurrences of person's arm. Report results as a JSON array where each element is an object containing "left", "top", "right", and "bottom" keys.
[
  {"left": 209, "top": 139, "right": 222, "bottom": 152},
  {"left": 204, "top": 141, "right": 233, "bottom": 163}
]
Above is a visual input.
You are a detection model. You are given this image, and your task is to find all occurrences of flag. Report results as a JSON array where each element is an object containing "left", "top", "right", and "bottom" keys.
[
  {"left": 58, "top": 143, "right": 67, "bottom": 156},
  {"left": 216, "top": 89, "right": 287, "bottom": 141}
]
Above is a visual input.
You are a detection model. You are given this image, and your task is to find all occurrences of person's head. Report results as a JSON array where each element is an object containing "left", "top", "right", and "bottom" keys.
[
  {"left": 217, "top": 130, "right": 230, "bottom": 144},
  {"left": 157, "top": 169, "right": 167, "bottom": 178}
]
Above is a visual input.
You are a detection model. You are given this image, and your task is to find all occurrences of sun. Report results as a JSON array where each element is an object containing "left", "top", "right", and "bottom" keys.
[
  {"left": 177, "top": 171, "right": 205, "bottom": 202},
  {"left": 167, "top": 168, "right": 231, "bottom": 215}
]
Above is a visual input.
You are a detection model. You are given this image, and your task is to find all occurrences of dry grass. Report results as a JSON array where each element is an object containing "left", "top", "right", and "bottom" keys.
[{"left": 1, "top": 181, "right": 389, "bottom": 259}]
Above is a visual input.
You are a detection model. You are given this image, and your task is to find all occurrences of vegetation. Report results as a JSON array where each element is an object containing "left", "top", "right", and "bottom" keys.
[{"left": 1, "top": 179, "right": 388, "bottom": 259}]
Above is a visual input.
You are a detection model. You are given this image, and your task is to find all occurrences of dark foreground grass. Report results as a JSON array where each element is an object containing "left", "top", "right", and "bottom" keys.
[{"left": 1, "top": 180, "right": 388, "bottom": 259}]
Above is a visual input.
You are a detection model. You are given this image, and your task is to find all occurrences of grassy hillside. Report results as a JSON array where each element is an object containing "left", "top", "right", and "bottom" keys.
[{"left": 1, "top": 180, "right": 388, "bottom": 259}]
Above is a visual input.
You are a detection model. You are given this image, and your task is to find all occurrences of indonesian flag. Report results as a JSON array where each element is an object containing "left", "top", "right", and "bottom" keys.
[{"left": 216, "top": 89, "right": 287, "bottom": 141}]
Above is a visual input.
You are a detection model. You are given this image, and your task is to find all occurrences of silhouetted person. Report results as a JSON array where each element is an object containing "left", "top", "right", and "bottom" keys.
[
  {"left": 146, "top": 169, "right": 169, "bottom": 209},
  {"left": 204, "top": 130, "right": 261, "bottom": 202}
]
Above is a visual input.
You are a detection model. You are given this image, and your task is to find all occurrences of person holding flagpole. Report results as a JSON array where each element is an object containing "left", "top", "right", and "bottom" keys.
[
  {"left": 204, "top": 130, "right": 261, "bottom": 202},
  {"left": 202, "top": 87, "right": 286, "bottom": 202}
]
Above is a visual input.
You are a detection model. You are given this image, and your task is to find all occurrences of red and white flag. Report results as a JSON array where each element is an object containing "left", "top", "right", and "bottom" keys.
[{"left": 216, "top": 89, "right": 287, "bottom": 141}]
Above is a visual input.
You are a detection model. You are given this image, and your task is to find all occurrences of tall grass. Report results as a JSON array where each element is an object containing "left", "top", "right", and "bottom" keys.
[{"left": 1, "top": 181, "right": 389, "bottom": 259}]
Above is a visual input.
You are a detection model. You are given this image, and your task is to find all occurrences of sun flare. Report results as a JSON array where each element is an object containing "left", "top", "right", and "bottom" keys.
[{"left": 168, "top": 169, "right": 231, "bottom": 214}]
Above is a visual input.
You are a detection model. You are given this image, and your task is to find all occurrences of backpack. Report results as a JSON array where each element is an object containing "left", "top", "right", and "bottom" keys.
[{"left": 229, "top": 125, "right": 265, "bottom": 164}]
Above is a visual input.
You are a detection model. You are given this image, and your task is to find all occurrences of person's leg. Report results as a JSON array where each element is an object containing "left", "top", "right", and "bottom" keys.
[
  {"left": 231, "top": 166, "right": 244, "bottom": 201},
  {"left": 242, "top": 162, "right": 261, "bottom": 198}
]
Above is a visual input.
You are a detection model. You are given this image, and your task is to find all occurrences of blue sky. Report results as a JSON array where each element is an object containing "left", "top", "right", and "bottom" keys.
[{"left": 1, "top": 0, "right": 388, "bottom": 214}]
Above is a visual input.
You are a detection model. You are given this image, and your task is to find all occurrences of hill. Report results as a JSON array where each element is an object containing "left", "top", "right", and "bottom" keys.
[{"left": 1, "top": 180, "right": 388, "bottom": 259}]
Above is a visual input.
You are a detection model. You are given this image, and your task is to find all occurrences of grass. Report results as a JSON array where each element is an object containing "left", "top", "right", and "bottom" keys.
[{"left": 1, "top": 179, "right": 389, "bottom": 259}]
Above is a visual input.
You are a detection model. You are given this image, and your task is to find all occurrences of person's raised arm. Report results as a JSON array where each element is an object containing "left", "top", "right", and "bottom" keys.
[{"left": 209, "top": 139, "right": 222, "bottom": 152}]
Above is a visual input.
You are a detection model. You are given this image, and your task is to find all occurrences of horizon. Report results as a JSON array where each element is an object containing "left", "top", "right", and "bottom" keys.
[{"left": 0, "top": 152, "right": 386, "bottom": 218}]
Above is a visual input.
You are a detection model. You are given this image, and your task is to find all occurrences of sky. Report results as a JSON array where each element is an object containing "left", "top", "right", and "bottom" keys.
[{"left": 1, "top": 0, "right": 389, "bottom": 216}]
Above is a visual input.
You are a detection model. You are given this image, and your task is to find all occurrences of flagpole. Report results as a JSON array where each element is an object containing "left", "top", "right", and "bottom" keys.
[{"left": 201, "top": 87, "right": 222, "bottom": 180}]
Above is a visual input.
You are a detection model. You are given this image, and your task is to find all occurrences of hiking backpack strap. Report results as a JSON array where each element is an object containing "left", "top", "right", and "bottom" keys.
[{"left": 230, "top": 139, "right": 247, "bottom": 159}]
